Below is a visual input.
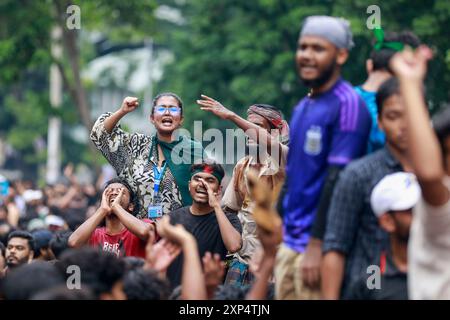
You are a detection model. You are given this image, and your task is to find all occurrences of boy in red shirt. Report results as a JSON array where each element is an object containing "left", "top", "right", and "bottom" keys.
[{"left": 68, "top": 178, "right": 155, "bottom": 258}]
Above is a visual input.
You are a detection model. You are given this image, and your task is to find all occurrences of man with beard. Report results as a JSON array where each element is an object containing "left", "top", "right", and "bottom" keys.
[
  {"left": 5, "top": 231, "right": 35, "bottom": 272},
  {"left": 348, "top": 172, "right": 419, "bottom": 300},
  {"left": 276, "top": 16, "right": 371, "bottom": 299},
  {"left": 165, "top": 160, "right": 242, "bottom": 289},
  {"left": 68, "top": 178, "right": 155, "bottom": 258}
]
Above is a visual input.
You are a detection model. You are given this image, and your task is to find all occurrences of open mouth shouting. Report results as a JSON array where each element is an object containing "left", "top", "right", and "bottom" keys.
[
  {"left": 196, "top": 187, "right": 208, "bottom": 196},
  {"left": 108, "top": 194, "right": 119, "bottom": 205},
  {"left": 161, "top": 117, "right": 174, "bottom": 128}
]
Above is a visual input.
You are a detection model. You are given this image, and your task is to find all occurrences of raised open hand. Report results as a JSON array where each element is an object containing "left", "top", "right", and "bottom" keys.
[
  {"left": 100, "top": 188, "right": 112, "bottom": 215},
  {"left": 146, "top": 238, "right": 182, "bottom": 274},
  {"left": 196, "top": 94, "right": 234, "bottom": 120},
  {"left": 110, "top": 188, "right": 124, "bottom": 211},
  {"left": 157, "top": 215, "right": 194, "bottom": 245},
  {"left": 202, "top": 252, "right": 225, "bottom": 289},
  {"left": 390, "top": 45, "right": 433, "bottom": 81}
]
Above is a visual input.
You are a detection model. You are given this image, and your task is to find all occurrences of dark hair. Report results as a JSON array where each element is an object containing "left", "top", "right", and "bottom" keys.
[
  {"left": 152, "top": 92, "right": 183, "bottom": 116},
  {"left": 0, "top": 222, "right": 14, "bottom": 246},
  {"left": 31, "top": 230, "right": 53, "bottom": 258},
  {"left": 30, "top": 284, "right": 95, "bottom": 300},
  {"left": 0, "top": 261, "right": 65, "bottom": 300},
  {"left": 104, "top": 178, "right": 140, "bottom": 216},
  {"left": 49, "top": 230, "right": 72, "bottom": 259},
  {"left": 0, "top": 241, "right": 5, "bottom": 258},
  {"left": 123, "top": 269, "right": 170, "bottom": 300},
  {"left": 56, "top": 248, "right": 126, "bottom": 298},
  {"left": 7, "top": 230, "right": 35, "bottom": 252},
  {"left": 252, "top": 103, "right": 280, "bottom": 112},
  {"left": 63, "top": 208, "right": 86, "bottom": 231},
  {"left": 432, "top": 105, "right": 450, "bottom": 158},
  {"left": 190, "top": 159, "right": 225, "bottom": 180},
  {"left": 123, "top": 256, "right": 146, "bottom": 271},
  {"left": 376, "top": 77, "right": 400, "bottom": 116},
  {"left": 370, "top": 31, "right": 420, "bottom": 72}
]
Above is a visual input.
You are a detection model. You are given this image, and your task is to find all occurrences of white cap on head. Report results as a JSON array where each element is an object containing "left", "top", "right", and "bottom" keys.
[
  {"left": 23, "top": 190, "right": 43, "bottom": 202},
  {"left": 45, "top": 215, "right": 65, "bottom": 228},
  {"left": 370, "top": 172, "right": 421, "bottom": 218}
]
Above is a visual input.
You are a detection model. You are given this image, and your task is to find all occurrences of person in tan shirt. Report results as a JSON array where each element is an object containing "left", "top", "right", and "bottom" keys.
[{"left": 197, "top": 95, "right": 289, "bottom": 287}]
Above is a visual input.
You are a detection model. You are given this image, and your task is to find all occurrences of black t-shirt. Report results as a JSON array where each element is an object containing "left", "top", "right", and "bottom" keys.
[
  {"left": 166, "top": 206, "right": 242, "bottom": 289},
  {"left": 347, "top": 252, "right": 408, "bottom": 300}
]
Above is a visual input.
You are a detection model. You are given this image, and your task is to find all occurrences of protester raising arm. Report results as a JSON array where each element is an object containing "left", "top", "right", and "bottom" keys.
[
  {"left": 197, "top": 95, "right": 284, "bottom": 152},
  {"left": 390, "top": 46, "right": 444, "bottom": 205},
  {"left": 103, "top": 97, "right": 139, "bottom": 134},
  {"left": 157, "top": 216, "right": 207, "bottom": 300}
]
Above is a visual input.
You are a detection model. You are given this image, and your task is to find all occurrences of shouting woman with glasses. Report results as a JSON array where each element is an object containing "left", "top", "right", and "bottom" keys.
[{"left": 91, "top": 93, "right": 204, "bottom": 220}]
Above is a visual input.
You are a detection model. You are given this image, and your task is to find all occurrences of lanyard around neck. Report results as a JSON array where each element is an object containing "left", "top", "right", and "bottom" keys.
[
  {"left": 152, "top": 161, "right": 167, "bottom": 194},
  {"left": 149, "top": 136, "right": 168, "bottom": 195}
]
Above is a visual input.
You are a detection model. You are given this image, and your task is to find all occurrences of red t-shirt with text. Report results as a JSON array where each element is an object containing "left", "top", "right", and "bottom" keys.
[{"left": 89, "top": 219, "right": 153, "bottom": 258}]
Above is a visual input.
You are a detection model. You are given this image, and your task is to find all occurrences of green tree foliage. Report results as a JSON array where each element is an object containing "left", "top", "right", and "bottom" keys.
[
  {"left": 157, "top": 0, "right": 450, "bottom": 132},
  {"left": 1, "top": 0, "right": 449, "bottom": 174},
  {"left": 0, "top": 0, "right": 157, "bottom": 171}
]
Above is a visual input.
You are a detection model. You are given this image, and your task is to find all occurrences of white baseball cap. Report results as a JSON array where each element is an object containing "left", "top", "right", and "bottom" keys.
[
  {"left": 370, "top": 172, "right": 421, "bottom": 217},
  {"left": 44, "top": 215, "right": 66, "bottom": 228},
  {"left": 23, "top": 190, "right": 43, "bottom": 202}
]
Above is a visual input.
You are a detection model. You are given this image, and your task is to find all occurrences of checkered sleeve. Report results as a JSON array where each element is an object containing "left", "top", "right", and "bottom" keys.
[{"left": 322, "top": 164, "right": 364, "bottom": 254}]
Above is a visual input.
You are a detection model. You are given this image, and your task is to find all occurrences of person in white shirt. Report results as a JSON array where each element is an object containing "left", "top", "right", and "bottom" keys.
[{"left": 391, "top": 45, "right": 450, "bottom": 299}]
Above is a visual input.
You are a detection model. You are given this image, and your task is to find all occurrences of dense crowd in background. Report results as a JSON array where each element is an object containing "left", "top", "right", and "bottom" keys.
[{"left": 0, "top": 14, "right": 449, "bottom": 301}]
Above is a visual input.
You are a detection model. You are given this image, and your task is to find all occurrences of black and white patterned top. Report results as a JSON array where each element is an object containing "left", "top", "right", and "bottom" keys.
[{"left": 90, "top": 113, "right": 184, "bottom": 219}]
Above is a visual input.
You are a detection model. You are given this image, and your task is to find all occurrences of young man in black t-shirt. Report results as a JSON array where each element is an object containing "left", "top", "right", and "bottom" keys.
[{"left": 165, "top": 160, "right": 242, "bottom": 288}]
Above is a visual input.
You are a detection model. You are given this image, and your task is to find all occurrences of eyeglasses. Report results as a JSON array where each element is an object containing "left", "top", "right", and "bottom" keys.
[{"left": 154, "top": 104, "right": 181, "bottom": 114}]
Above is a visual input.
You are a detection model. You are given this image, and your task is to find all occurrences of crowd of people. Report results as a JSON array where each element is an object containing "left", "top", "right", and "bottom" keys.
[{"left": 0, "top": 14, "right": 449, "bottom": 300}]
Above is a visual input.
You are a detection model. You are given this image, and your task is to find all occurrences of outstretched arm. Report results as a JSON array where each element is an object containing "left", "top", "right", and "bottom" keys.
[
  {"left": 390, "top": 46, "right": 447, "bottom": 206},
  {"left": 197, "top": 95, "right": 283, "bottom": 154}
]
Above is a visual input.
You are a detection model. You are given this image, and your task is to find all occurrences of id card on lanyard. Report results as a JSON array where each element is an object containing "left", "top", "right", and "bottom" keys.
[{"left": 148, "top": 161, "right": 167, "bottom": 220}]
